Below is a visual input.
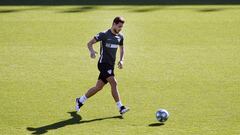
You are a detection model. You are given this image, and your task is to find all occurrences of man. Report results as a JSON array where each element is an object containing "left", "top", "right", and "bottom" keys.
[{"left": 76, "top": 17, "right": 129, "bottom": 115}]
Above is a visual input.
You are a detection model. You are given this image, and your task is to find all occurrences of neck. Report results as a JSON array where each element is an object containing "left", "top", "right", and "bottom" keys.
[{"left": 110, "top": 28, "right": 117, "bottom": 35}]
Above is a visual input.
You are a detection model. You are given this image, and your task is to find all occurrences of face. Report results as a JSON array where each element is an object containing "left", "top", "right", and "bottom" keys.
[{"left": 113, "top": 22, "right": 124, "bottom": 34}]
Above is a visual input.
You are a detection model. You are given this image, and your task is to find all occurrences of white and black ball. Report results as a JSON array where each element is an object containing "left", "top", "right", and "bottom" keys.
[{"left": 156, "top": 109, "right": 169, "bottom": 122}]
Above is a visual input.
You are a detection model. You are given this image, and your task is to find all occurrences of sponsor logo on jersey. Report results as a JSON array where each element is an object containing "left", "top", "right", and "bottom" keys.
[{"left": 105, "top": 43, "right": 118, "bottom": 48}]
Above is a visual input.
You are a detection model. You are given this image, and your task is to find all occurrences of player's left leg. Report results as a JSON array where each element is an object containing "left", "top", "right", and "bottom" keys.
[
  {"left": 76, "top": 80, "right": 106, "bottom": 112},
  {"left": 106, "top": 76, "right": 129, "bottom": 115}
]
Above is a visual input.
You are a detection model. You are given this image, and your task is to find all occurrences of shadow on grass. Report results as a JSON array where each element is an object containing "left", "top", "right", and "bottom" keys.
[
  {"left": 60, "top": 6, "right": 97, "bottom": 13},
  {"left": 27, "top": 111, "right": 123, "bottom": 134},
  {"left": 148, "top": 122, "right": 165, "bottom": 127},
  {"left": 0, "top": 6, "right": 49, "bottom": 13},
  {"left": 0, "top": 9, "right": 19, "bottom": 13},
  {"left": 197, "top": 8, "right": 224, "bottom": 12}
]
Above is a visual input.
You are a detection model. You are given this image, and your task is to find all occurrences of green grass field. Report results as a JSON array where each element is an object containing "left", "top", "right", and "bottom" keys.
[{"left": 0, "top": 5, "right": 240, "bottom": 135}]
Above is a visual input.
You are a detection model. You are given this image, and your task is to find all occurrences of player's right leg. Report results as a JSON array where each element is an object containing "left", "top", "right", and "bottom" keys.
[
  {"left": 106, "top": 76, "right": 130, "bottom": 115},
  {"left": 76, "top": 80, "right": 105, "bottom": 111}
]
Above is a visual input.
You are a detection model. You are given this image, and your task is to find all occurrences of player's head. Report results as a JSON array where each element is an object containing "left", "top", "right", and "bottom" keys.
[{"left": 112, "top": 16, "right": 125, "bottom": 34}]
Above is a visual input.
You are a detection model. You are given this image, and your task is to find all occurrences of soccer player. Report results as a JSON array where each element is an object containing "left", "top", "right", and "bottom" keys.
[{"left": 76, "top": 17, "right": 129, "bottom": 115}]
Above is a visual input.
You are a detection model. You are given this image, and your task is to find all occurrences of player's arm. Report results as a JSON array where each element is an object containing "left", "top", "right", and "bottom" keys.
[
  {"left": 118, "top": 45, "right": 125, "bottom": 69},
  {"left": 88, "top": 32, "right": 105, "bottom": 59},
  {"left": 118, "top": 35, "right": 124, "bottom": 69},
  {"left": 87, "top": 38, "right": 98, "bottom": 59}
]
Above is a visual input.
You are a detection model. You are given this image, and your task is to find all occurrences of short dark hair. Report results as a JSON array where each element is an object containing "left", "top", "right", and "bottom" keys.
[{"left": 113, "top": 16, "right": 125, "bottom": 25}]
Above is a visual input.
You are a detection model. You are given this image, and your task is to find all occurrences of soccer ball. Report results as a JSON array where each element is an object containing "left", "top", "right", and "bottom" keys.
[{"left": 156, "top": 109, "right": 169, "bottom": 122}]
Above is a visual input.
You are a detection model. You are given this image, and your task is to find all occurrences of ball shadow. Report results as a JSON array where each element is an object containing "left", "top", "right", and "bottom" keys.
[{"left": 148, "top": 122, "right": 165, "bottom": 127}]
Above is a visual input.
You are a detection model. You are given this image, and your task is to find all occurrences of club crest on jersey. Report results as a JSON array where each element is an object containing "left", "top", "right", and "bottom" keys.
[
  {"left": 117, "top": 38, "right": 121, "bottom": 42},
  {"left": 107, "top": 69, "right": 112, "bottom": 74},
  {"left": 116, "top": 36, "right": 121, "bottom": 42}
]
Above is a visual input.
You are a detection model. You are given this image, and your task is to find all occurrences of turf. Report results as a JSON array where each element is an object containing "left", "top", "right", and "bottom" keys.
[{"left": 0, "top": 5, "right": 240, "bottom": 135}]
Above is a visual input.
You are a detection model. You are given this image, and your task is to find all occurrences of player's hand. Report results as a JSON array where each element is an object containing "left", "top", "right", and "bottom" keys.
[
  {"left": 90, "top": 51, "right": 98, "bottom": 59},
  {"left": 118, "top": 61, "right": 123, "bottom": 69}
]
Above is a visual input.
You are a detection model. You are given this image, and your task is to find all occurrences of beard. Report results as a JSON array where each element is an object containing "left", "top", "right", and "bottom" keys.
[{"left": 113, "top": 28, "right": 120, "bottom": 34}]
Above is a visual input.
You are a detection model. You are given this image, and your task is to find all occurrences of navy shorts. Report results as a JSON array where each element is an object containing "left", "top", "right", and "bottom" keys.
[{"left": 98, "top": 63, "right": 115, "bottom": 84}]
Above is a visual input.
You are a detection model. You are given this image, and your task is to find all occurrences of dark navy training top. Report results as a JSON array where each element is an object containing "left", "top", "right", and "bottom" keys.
[{"left": 94, "top": 29, "right": 124, "bottom": 66}]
